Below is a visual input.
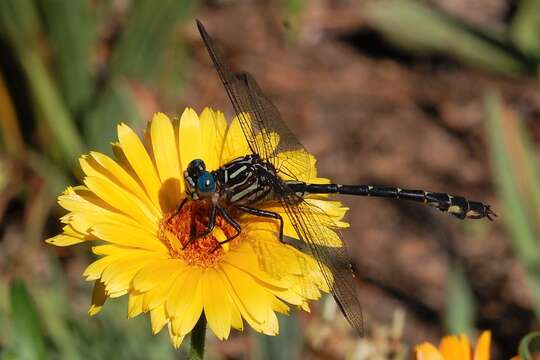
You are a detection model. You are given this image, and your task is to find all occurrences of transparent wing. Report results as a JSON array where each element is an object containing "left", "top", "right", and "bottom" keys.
[
  {"left": 196, "top": 20, "right": 312, "bottom": 181},
  {"left": 280, "top": 191, "right": 364, "bottom": 335}
]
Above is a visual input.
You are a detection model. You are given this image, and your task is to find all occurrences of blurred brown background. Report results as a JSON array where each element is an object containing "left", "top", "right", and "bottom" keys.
[
  {"left": 186, "top": 2, "right": 538, "bottom": 358},
  {"left": 2, "top": 0, "right": 540, "bottom": 359}
]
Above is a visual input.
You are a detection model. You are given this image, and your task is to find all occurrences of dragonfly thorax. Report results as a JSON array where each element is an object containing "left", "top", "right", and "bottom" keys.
[{"left": 214, "top": 154, "right": 278, "bottom": 206}]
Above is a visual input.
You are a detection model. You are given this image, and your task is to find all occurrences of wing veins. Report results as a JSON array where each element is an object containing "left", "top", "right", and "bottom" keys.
[{"left": 280, "top": 191, "right": 364, "bottom": 335}]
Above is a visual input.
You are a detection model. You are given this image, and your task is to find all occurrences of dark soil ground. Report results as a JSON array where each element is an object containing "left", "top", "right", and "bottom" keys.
[{"left": 179, "top": 1, "right": 540, "bottom": 358}]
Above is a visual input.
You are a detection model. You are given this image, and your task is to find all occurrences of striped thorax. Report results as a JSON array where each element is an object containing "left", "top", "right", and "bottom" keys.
[{"left": 184, "top": 155, "right": 277, "bottom": 206}]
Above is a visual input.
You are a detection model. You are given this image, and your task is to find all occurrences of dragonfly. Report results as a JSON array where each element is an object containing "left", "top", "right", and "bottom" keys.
[{"left": 185, "top": 19, "right": 495, "bottom": 336}]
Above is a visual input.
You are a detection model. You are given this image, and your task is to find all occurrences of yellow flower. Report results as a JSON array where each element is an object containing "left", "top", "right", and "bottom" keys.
[
  {"left": 414, "top": 331, "right": 491, "bottom": 360},
  {"left": 46, "top": 108, "right": 349, "bottom": 348}
]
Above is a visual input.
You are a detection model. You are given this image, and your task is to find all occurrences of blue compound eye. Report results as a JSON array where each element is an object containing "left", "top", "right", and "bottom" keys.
[{"left": 196, "top": 172, "right": 216, "bottom": 193}]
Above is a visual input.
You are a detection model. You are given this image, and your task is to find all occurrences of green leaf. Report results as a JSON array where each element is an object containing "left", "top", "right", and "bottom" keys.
[
  {"left": 158, "top": 36, "right": 190, "bottom": 108},
  {"left": 82, "top": 84, "right": 141, "bottom": 153},
  {"left": 365, "top": 0, "right": 531, "bottom": 76},
  {"left": 518, "top": 331, "right": 540, "bottom": 360},
  {"left": 110, "top": 0, "right": 196, "bottom": 81},
  {"left": 27, "top": 151, "right": 70, "bottom": 197},
  {"left": 444, "top": 265, "right": 475, "bottom": 336},
  {"left": 485, "top": 91, "right": 540, "bottom": 318},
  {"left": 38, "top": 0, "right": 97, "bottom": 115},
  {"left": 0, "top": 0, "right": 40, "bottom": 52},
  {"left": 33, "top": 260, "right": 81, "bottom": 360},
  {"left": 0, "top": 0, "right": 85, "bottom": 167},
  {"left": 9, "top": 279, "right": 46, "bottom": 360},
  {"left": 511, "top": 0, "right": 540, "bottom": 61},
  {"left": 19, "top": 51, "right": 85, "bottom": 167}
]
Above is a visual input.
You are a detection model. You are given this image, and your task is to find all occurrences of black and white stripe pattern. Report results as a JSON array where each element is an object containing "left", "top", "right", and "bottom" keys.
[{"left": 214, "top": 154, "right": 276, "bottom": 206}]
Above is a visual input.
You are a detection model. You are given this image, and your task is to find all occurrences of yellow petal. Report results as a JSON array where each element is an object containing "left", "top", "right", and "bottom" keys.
[
  {"left": 202, "top": 268, "right": 231, "bottom": 340},
  {"left": 168, "top": 267, "right": 203, "bottom": 336},
  {"left": 200, "top": 108, "right": 227, "bottom": 171},
  {"left": 260, "top": 201, "right": 343, "bottom": 247},
  {"left": 271, "top": 297, "right": 289, "bottom": 314},
  {"left": 107, "top": 289, "right": 128, "bottom": 298},
  {"left": 230, "top": 302, "right": 244, "bottom": 331},
  {"left": 90, "top": 222, "right": 166, "bottom": 253},
  {"left": 88, "top": 280, "right": 106, "bottom": 316},
  {"left": 168, "top": 324, "right": 185, "bottom": 349},
  {"left": 128, "top": 293, "right": 144, "bottom": 318},
  {"left": 102, "top": 256, "right": 158, "bottom": 294},
  {"left": 273, "top": 150, "right": 316, "bottom": 182},
  {"left": 58, "top": 186, "right": 114, "bottom": 214},
  {"left": 84, "top": 176, "right": 157, "bottom": 229},
  {"left": 143, "top": 267, "right": 184, "bottom": 310},
  {"left": 223, "top": 240, "right": 293, "bottom": 289},
  {"left": 305, "top": 198, "right": 349, "bottom": 228},
  {"left": 80, "top": 153, "right": 160, "bottom": 218},
  {"left": 414, "top": 343, "right": 445, "bottom": 360},
  {"left": 91, "top": 244, "right": 138, "bottom": 256},
  {"left": 260, "top": 308, "right": 279, "bottom": 335},
  {"left": 220, "top": 115, "right": 251, "bottom": 164},
  {"left": 117, "top": 123, "right": 161, "bottom": 208},
  {"left": 220, "top": 263, "right": 277, "bottom": 334},
  {"left": 84, "top": 255, "right": 118, "bottom": 281},
  {"left": 439, "top": 334, "right": 470, "bottom": 360},
  {"left": 90, "top": 151, "right": 160, "bottom": 216},
  {"left": 132, "top": 259, "right": 186, "bottom": 292},
  {"left": 63, "top": 210, "right": 147, "bottom": 239},
  {"left": 46, "top": 233, "right": 85, "bottom": 247},
  {"left": 59, "top": 187, "right": 151, "bottom": 236},
  {"left": 473, "top": 331, "right": 491, "bottom": 360},
  {"left": 178, "top": 108, "right": 203, "bottom": 172},
  {"left": 150, "top": 304, "right": 169, "bottom": 334},
  {"left": 149, "top": 113, "right": 183, "bottom": 211}
]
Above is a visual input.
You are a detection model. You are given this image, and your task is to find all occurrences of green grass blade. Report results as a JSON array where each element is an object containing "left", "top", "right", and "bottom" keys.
[
  {"left": 444, "top": 265, "right": 475, "bottom": 337},
  {"left": 37, "top": 0, "right": 96, "bottom": 114},
  {"left": 158, "top": 36, "right": 190, "bottom": 108},
  {"left": 365, "top": 0, "right": 531, "bottom": 76},
  {"left": 518, "top": 332, "right": 540, "bottom": 360},
  {"left": 485, "top": 91, "right": 540, "bottom": 318},
  {"left": 0, "top": 0, "right": 40, "bottom": 50},
  {"left": 9, "top": 279, "right": 46, "bottom": 360},
  {"left": 0, "top": 0, "right": 85, "bottom": 167},
  {"left": 82, "top": 84, "right": 141, "bottom": 152},
  {"left": 253, "top": 314, "right": 302, "bottom": 360},
  {"left": 110, "top": 0, "right": 196, "bottom": 81},
  {"left": 19, "top": 51, "right": 85, "bottom": 166},
  {"left": 512, "top": 119, "right": 540, "bottom": 235},
  {"left": 33, "top": 260, "right": 81, "bottom": 360},
  {"left": 511, "top": 0, "right": 540, "bottom": 61}
]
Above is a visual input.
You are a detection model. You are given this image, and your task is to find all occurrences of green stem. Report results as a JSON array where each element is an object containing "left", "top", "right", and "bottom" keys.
[{"left": 189, "top": 315, "right": 206, "bottom": 360}]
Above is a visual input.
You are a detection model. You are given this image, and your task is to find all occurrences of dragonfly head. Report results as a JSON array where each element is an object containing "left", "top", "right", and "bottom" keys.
[{"left": 184, "top": 159, "right": 216, "bottom": 200}]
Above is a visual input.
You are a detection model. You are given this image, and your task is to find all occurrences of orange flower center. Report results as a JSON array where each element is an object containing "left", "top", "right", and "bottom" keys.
[{"left": 158, "top": 200, "right": 239, "bottom": 267}]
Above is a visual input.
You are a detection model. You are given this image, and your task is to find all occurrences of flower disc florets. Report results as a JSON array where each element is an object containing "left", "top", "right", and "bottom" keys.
[{"left": 159, "top": 202, "right": 237, "bottom": 267}]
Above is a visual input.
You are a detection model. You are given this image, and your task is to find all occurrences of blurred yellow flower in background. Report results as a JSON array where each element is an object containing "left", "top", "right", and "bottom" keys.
[
  {"left": 414, "top": 331, "right": 491, "bottom": 360},
  {"left": 46, "top": 108, "right": 349, "bottom": 348}
]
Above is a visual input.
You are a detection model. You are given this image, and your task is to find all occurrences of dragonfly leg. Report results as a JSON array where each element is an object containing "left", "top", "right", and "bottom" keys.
[
  {"left": 211, "top": 207, "right": 242, "bottom": 252},
  {"left": 172, "top": 197, "right": 188, "bottom": 216},
  {"left": 237, "top": 206, "right": 284, "bottom": 243},
  {"left": 183, "top": 203, "right": 217, "bottom": 249}
]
